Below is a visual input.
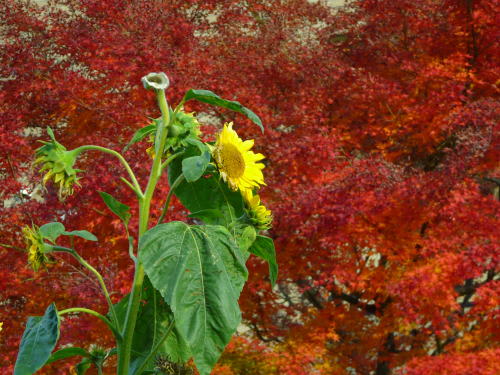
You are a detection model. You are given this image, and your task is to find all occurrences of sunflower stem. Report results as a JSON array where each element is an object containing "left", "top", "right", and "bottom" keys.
[
  {"left": 52, "top": 246, "right": 119, "bottom": 332},
  {"left": 59, "top": 308, "right": 122, "bottom": 341},
  {"left": 73, "top": 145, "right": 143, "bottom": 198},
  {"left": 157, "top": 174, "right": 184, "bottom": 225},
  {"left": 118, "top": 87, "right": 171, "bottom": 375}
]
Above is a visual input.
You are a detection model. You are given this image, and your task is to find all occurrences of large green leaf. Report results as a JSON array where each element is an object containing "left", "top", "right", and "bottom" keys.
[
  {"left": 249, "top": 235, "right": 278, "bottom": 287},
  {"left": 98, "top": 191, "right": 131, "bottom": 225},
  {"left": 14, "top": 303, "right": 60, "bottom": 375},
  {"left": 139, "top": 222, "right": 248, "bottom": 375},
  {"left": 168, "top": 153, "right": 244, "bottom": 228},
  {"left": 111, "top": 280, "right": 191, "bottom": 373},
  {"left": 182, "top": 89, "right": 263, "bottom": 133}
]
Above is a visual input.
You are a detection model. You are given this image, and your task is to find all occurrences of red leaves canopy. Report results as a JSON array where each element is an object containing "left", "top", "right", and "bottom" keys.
[{"left": 1, "top": 0, "right": 498, "bottom": 374}]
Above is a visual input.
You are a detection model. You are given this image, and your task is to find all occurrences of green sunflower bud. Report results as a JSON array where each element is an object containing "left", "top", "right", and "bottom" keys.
[
  {"left": 242, "top": 189, "right": 273, "bottom": 230},
  {"left": 146, "top": 109, "right": 202, "bottom": 158},
  {"left": 34, "top": 128, "right": 82, "bottom": 199},
  {"left": 142, "top": 72, "right": 170, "bottom": 91}
]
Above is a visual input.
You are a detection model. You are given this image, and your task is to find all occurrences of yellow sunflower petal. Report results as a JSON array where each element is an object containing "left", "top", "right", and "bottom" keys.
[{"left": 213, "top": 122, "right": 266, "bottom": 192}]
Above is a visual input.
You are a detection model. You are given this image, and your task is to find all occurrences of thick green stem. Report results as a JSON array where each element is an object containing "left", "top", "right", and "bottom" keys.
[
  {"left": 73, "top": 145, "right": 143, "bottom": 197},
  {"left": 59, "top": 307, "right": 121, "bottom": 340},
  {"left": 117, "top": 88, "right": 171, "bottom": 374},
  {"left": 53, "top": 246, "right": 120, "bottom": 331}
]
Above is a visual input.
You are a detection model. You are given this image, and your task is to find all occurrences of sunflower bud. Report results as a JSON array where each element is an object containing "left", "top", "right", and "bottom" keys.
[
  {"left": 142, "top": 72, "right": 170, "bottom": 91},
  {"left": 146, "top": 109, "right": 202, "bottom": 158},
  {"left": 154, "top": 355, "right": 193, "bottom": 375},
  {"left": 242, "top": 189, "right": 273, "bottom": 230},
  {"left": 34, "top": 128, "right": 82, "bottom": 199},
  {"left": 22, "top": 225, "right": 52, "bottom": 272}
]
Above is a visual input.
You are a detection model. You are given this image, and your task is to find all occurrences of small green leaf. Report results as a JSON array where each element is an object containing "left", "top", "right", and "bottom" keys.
[
  {"left": 75, "top": 358, "right": 92, "bottom": 375},
  {"left": 39, "top": 222, "right": 65, "bottom": 243},
  {"left": 237, "top": 225, "right": 257, "bottom": 253},
  {"left": 123, "top": 124, "right": 156, "bottom": 152},
  {"left": 182, "top": 150, "right": 211, "bottom": 182},
  {"left": 182, "top": 89, "right": 263, "bottom": 133},
  {"left": 139, "top": 222, "right": 248, "bottom": 375},
  {"left": 63, "top": 230, "right": 98, "bottom": 242},
  {"left": 98, "top": 191, "right": 131, "bottom": 225},
  {"left": 46, "top": 347, "right": 90, "bottom": 364},
  {"left": 14, "top": 303, "right": 60, "bottom": 375},
  {"left": 249, "top": 235, "right": 278, "bottom": 287}
]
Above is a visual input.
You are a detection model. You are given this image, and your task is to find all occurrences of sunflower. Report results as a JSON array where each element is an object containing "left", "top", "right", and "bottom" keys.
[
  {"left": 22, "top": 225, "right": 49, "bottom": 272},
  {"left": 242, "top": 189, "right": 273, "bottom": 230},
  {"left": 213, "top": 122, "right": 265, "bottom": 192},
  {"left": 35, "top": 128, "right": 81, "bottom": 199}
]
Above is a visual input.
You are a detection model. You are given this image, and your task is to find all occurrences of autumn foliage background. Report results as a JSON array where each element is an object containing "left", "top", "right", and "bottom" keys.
[{"left": 1, "top": 0, "right": 499, "bottom": 374}]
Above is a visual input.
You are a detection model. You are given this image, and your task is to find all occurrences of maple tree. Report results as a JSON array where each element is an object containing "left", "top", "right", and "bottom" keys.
[{"left": 1, "top": 0, "right": 498, "bottom": 374}]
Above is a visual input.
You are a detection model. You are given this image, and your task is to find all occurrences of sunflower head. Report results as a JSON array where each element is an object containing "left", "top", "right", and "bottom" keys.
[
  {"left": 242, "top": 189, "right": 273, "bottom": 230},
  {"left": 34, "top": 128, "right": 81, "bottom": 199},
  {"left": 22, "top": 225, "right": 50, "bottom": 272},
  {"left": 213, "top": 122, "right": 265, "bottom": 192}
]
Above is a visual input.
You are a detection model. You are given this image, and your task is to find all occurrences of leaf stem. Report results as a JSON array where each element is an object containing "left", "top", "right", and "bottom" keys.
[
  {"left": 52, "top": 246, "right": 120, "bottom": 331},
  {"left": 73, "top": 145, "right": 143, "bottom": 198},
  {"left": 160, "top": 151, "right": 184, "bottom": 171},
  {"left": 59, "top": 307, "right": 121, "bottom": 340},
  {"left": 156, "top": 174, "right": 185, "bottom": 225}
]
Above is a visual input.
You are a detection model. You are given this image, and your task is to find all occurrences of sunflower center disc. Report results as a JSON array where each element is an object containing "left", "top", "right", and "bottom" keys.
[{"left": 220, "top": 143, "right": 245, "bottom": 178}]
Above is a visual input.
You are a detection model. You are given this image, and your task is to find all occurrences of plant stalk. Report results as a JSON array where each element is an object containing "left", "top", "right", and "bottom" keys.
[
  {"left": 53, "top": 246, "right": 119, "bottom": 331},
  {"left": 73, "top": 145, "right": 143, "bottom": 197},
  {"left": 59, "top": 308, "right": 121, "bottom": 340},
  {"left": 117, "top": 88, "right": 171, "bottom": 374}
]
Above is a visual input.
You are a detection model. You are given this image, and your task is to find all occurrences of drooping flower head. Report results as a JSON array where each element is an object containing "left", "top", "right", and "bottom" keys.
[
  {"left": 213, "top": 122, "right": 265, "bottom": 192},
  {"left": 34, "top": 128, "right": 81, "bottom": 199},
  {"left": 242, "top": 189, "right": 273, "bottom": 230},
  {"left": 22, "top": 225, "right": 50, "bottom": 272}
]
